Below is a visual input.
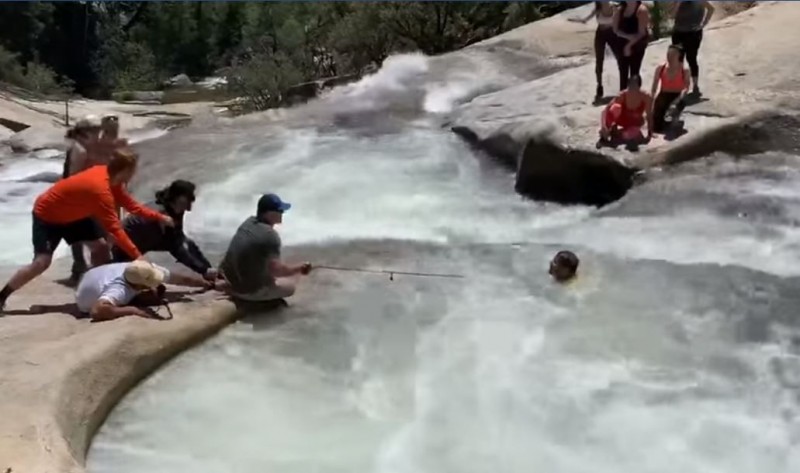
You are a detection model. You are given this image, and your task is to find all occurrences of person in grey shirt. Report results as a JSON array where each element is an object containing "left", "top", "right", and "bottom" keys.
[
  {"left": 219, "top": 193, "right": 312, "bottom": 302},
  {"left": 670, "top": 0, "right": 715, "bottom": 96}
]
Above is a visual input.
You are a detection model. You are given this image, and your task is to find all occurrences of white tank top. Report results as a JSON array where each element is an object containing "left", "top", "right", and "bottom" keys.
[{"left": 597, "top": 12, "right": 614, "bottom": 27}]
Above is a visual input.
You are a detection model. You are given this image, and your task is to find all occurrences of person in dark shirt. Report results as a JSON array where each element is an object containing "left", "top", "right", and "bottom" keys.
[
  {"left": 111, "top": 180, "right": 217, "bottom": 281},
  {"left": 219, "top": 193, "right": 313, "bottom": 302}
]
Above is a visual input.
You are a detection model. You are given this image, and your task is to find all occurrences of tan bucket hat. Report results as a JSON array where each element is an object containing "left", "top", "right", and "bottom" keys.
[{"left": 123, "top": 261, "right": 166, "bottom": 289}]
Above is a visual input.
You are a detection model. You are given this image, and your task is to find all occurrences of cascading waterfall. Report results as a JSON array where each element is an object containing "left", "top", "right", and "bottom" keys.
[{"left": 1, "top": 52, "right": 786, "bottom": 473}]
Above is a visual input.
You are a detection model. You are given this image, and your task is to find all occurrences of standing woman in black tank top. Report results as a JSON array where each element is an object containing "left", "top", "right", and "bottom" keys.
[{"left": 613, "top": 0, "right": 651, "bottom": 91}]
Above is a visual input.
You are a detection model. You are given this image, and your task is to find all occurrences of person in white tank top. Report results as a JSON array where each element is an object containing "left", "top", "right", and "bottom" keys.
[{"left": 571, "top": 2, "right": 620, "bottom": 103}]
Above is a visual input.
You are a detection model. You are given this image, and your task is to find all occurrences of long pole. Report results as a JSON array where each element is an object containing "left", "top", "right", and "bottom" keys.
[{"left": 315, "top": 265, "right": 464, "bottom": 281}]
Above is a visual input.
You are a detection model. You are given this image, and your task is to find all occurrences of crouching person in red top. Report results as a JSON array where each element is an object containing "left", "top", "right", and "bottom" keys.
[
  {"left": 0, "top": 148, "right": 172, "bottom": 311},
  {"left": 598, "top": 75, "right": 653, "bottom": 149}
]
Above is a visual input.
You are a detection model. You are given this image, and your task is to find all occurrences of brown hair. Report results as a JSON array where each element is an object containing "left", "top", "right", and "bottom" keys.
[{"left": 107, "top": 147, "right": 139, "bottom": 177}]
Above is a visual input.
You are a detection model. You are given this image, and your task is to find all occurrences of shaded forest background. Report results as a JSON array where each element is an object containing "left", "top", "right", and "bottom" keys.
[{"left": 0, "top": 1, "right": 576, "bottom": 106}]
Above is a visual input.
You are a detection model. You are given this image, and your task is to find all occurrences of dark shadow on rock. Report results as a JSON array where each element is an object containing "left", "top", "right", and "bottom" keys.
[
  {"left": 232, "top": 297, "right": 289, "bottom": 314},
  {"left": 683, "top": 94, "right": 709, "bottom": 107},
  {"left": 592, "top": 96, "right": 615, "bottom": 107},
  {"left": 131, "top": 291, "right": 194, "bottom": 307},
  {"left": 663, "top": 122, "right": 688, "bottom": 141},
  {"left": 451, "top": 125, "right": 521, "bottom": 171},
  {"left": 516, "top": 137, "right": 635, "bottom": 207},
  {"left": 3, "top": 302, "right": 84, "bottom": 318},
  {"left": 55, "top": 277, "right": 79, "bottom": 289}
]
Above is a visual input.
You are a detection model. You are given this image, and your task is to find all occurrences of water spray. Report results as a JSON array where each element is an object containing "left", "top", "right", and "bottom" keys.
[{"left": 315, "top": 265, "right": 464, "bottom": 281}]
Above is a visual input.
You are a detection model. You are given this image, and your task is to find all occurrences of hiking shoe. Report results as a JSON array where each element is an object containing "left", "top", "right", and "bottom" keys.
[{"left": 594, "top": 85, "right": 604, "bottom": 103}]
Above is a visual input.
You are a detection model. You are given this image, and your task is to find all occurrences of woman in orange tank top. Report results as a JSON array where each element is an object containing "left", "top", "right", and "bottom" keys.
[{"left": 650, "top": 44, "right": 691, "bottom": 134}]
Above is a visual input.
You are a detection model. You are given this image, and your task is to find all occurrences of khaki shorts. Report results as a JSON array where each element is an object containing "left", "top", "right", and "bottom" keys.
[{"left": 230, "top": 282, "right": 295, "bottom": 302}]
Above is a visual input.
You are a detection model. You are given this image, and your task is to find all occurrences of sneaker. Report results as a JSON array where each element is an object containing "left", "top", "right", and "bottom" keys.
[{"left": 594, "top": 85, "right": 604, "bottom": 103}]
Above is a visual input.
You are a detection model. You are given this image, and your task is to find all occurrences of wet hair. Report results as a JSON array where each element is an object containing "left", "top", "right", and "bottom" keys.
[
  {"left": 553, "top": 251, "right": 580, "bottom": 273},
  {"left": 107, "top": 148, "right": 138, "bottom": 177},
  {"left": 628, "top": 75, "right": 642, "bottom": 89},
  {"left": 155, "top": 180, "right": 196, "bottom": 205},
  {"left": 668, "top": 44, "right": 686, "bottom": 62}
]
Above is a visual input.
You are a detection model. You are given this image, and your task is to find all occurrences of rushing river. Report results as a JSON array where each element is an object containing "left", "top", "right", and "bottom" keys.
[{"left": 4, "top": 52, "right": 798, "bottom": 472}]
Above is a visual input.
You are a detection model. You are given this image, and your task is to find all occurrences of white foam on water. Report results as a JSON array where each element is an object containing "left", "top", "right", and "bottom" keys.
[
  {"left": 128, "top": 127, "right": 169, "bottom": 145},
  {"left": 87, "top": 52, "right": 800, "bottom": 473},
  {"left": 0, "top": 158, "right": 69, "bottom": 265},
  {"left": 185, "top": 127, "right": 591, "bottom": 248}
]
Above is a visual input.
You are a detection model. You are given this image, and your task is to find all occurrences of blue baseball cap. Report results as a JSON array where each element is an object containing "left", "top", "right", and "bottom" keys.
[{"left": 257, "top": 193, "right": 291, "bottom": 214}]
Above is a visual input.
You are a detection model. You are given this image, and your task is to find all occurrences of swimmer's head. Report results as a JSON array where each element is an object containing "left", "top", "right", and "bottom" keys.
[{"left": 549, "top": 251, "right": 579, "bottom": 283}]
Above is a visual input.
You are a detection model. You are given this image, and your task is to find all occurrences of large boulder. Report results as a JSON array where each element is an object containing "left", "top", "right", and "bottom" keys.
[
  {"left": 6, "top": 125, "right": 67, "bottom": 153},
  {"left": 164, "top": 73, "right": 193, "bottom": 88},
  {"left": 449, "top": 2, "right": 800, "bottom": 205},
  {"left": 453, "top": 122, "right": 634, "bottom": 206},
  {"left": 516, "top": 137, "right": 634, "bottom": 207},
  {"left": 111, "top": 91, "right": 165, "bottom": 104}
]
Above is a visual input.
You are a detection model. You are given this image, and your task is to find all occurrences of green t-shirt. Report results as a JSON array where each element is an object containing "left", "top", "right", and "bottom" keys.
[{"left": 220, "top": 216, "right": 281, "bottom": 294}]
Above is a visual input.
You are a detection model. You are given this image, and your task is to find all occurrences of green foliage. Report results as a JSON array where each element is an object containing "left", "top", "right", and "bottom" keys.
[
  {"left": 22, "top": 61, "right": 61, "bottom": 94},
  {"left": 650, "top": 2, "right": 669, "bottom": 40},
  {"left": 94, "top": 38, "right": 160, "bottom": 92},
  {"left": 0, "top": 45, "right": 25, "bottom": 85},
  {"left": 0, "top": 1, "right": 577, "bottom": 103}
]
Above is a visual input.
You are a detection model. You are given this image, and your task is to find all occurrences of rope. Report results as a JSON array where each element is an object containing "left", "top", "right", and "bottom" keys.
[{"left": 315, "top": 264, "right": 464, "bottom": 281}]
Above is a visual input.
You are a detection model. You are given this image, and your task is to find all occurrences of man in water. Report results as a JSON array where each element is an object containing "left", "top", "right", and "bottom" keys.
[
  {"left": 77, "top": 260, "right": 220, "bottom": 321},
  {"left": 219, "top": 193, "right": 313, "bottom": 303},
  {"left": 549, "top": 251, "right": 579, "bottom": 283},
  {"left": 112, "top": 180, "right": 218, "bottom": 281}
]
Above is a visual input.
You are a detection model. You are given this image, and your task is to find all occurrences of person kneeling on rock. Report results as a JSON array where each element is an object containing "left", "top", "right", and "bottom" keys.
[
  {"left": 649, "top": 44, "right": 690, "bottom": 135},
  {"left": 598, "top": 75, "right": 653, "bottom": 148},
  {"left": 219, "top": 193, "right": 313, "bottom": 304},
  {"left": 77, "top": 260, "right": 223, "bottom": 321}
]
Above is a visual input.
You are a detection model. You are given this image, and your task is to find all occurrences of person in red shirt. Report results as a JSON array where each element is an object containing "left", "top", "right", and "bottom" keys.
[{"left": 0, "top": 148, "right": 173, "bottom": 311}]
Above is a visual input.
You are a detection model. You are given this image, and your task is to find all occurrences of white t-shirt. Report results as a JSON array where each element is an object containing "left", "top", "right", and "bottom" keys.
[{"left": 75, "top": 262, "right": 171, "bottom": 313}]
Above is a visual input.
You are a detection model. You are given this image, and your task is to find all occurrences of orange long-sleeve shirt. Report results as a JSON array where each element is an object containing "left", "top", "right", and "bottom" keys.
[{"left": 33, "top": 165, "right": 165, "bottom": 259}]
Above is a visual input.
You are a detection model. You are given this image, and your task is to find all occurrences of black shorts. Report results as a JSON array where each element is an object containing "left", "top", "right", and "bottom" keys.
[{"left": 32, "top": 213, "right": 104, "bottom": 255}]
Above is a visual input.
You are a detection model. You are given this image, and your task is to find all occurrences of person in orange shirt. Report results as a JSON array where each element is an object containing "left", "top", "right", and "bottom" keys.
[{"left": 0, "top": 148, "right": 173, "bottom": 311}]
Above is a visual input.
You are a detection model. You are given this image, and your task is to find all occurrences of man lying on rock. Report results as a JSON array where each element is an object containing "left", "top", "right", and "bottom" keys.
[
  {"left": 598, "top": 75, "right": 653, "bottom": 150},
  {"left": 219, "top": 193, "right": 313, "bottom": 304},
  {"left": 112, "top": 179, "right": 221, "bottom": 282},
  {"left": 77, "top": 260, "right": 223, "bottom": 321}
]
